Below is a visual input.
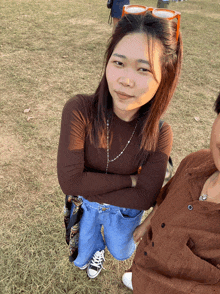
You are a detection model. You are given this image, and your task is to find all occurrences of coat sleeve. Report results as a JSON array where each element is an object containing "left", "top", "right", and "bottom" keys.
[{"left": 57, "top": 96, "right": 131, "bottom": 196}]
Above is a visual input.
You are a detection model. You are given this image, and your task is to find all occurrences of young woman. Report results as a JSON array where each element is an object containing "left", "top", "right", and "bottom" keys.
[
  {"left": 122, "top": 93, "right": 220, "bottom": 293},
  {"left": 57, "top": 9, "right": 183, "bottom": 279}
]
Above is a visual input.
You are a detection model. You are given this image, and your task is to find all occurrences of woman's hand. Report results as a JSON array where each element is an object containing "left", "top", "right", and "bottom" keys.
[
  {"left": 130, "top": 175, "right": 138, "bottom": 187},
  {"left": 133, "top": 204, "right": 159, "bottom": 243},
  {"left": 133, "top": 222, "right": 150, "bottom": 243}
]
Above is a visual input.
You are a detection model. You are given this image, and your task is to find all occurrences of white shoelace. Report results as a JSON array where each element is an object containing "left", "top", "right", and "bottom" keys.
[{"left": 89, "top": 250, "right": 105, "bottom": 269}]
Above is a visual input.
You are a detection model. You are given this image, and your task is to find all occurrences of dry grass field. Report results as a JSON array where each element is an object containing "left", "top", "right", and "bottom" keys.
[{"left": 0, "top": 0, "right": 220, "bottom": 293}]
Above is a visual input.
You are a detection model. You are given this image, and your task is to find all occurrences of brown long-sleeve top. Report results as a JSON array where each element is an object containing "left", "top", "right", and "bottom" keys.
[
  {"left": 57, "top": 94, "right": 173, "bottom": 210},
  {"left": 131, "top": 149, "right": 220, "bottom": 294}
]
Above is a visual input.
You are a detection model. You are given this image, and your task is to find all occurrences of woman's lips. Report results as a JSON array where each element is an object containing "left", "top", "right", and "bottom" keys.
[{"left": 115, "top": 91, "right": 134, "bottom": 99}]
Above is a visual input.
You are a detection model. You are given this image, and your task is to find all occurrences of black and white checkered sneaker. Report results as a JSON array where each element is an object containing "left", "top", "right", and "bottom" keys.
[{"left": 87, "top": 250, "right": 105, "bottom": 279}]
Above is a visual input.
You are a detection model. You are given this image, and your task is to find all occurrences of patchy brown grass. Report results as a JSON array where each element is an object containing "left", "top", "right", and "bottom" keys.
[{"left": 0, "top": 0, "right": 219, "bottom": 293}]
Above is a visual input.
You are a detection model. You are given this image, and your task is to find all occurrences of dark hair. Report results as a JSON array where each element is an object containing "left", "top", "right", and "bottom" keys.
[
  {"left": 88, "top": 12, "right": 183, "bottom": 152},
  {"left": 214, "top": 93, "right": 220, "bottom": 114}
]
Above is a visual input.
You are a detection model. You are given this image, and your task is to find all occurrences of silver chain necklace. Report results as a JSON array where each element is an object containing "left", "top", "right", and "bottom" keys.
[{"left": 105, "top": 119, "right": 138, "bottom": 173}]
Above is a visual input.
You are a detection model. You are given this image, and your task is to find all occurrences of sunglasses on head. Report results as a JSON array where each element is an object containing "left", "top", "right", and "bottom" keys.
[{"left": 122, "top": 5, "right": 181, "bottom": 42}]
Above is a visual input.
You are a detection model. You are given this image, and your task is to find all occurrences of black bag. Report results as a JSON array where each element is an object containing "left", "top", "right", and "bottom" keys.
[
  {"left": 64, "top": 195, "right": 83, "bottom": 262},
  {"left": 107, "top": 0, "right": 114, "bottom": 9}
]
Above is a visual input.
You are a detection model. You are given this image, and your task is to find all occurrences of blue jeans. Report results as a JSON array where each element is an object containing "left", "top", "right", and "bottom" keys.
[{"left": 71, "top": 197, "right": 144, "bottom": 268}]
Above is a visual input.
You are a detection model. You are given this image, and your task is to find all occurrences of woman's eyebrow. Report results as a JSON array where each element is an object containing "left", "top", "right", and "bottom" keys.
[
  {"left": 112, "top": 53, "right": 126, "bottom": 59},
  {"left": 112, "top": 53, "right": 149, "bottom": 65},
  {"left": 137, "top": 59, "right": 150, "bottom": 65}
]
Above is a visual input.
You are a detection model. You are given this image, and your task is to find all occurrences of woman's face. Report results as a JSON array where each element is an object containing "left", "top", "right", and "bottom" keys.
[
  {"left": 210, "top": 113, "right": 220, "bottom": 171},
  {"left": 106, "top": 33, "right": 162, "bottom": 121}
]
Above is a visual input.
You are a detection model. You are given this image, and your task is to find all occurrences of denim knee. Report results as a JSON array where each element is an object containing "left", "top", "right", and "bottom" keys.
[{"left": 109, "top": 240, "right": 136, "bottom": 260}]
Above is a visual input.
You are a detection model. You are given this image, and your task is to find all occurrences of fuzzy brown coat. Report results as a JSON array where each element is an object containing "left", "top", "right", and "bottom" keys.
[{"left": 131, "top": 149, "right": 220, "bottom": 294}]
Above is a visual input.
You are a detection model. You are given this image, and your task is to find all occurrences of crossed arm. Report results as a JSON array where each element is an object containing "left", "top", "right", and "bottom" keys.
[{"left": 57, "top": 96, "right": 172, "bottom": 210}]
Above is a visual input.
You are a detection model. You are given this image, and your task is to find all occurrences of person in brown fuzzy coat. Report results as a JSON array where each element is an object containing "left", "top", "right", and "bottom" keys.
[{"left": 122, "top": 93, "right": 220, "bottom": 294}]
